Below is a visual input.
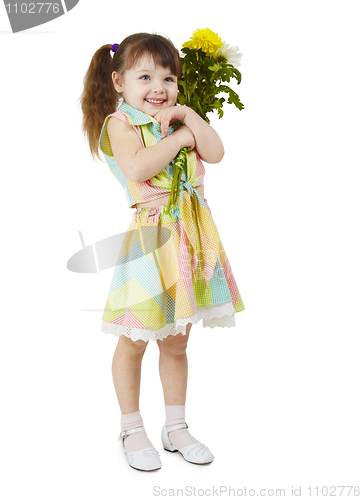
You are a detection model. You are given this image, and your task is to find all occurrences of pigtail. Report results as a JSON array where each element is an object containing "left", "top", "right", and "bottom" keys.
[{"left": 79, "top": 44, "right": 120, "bottom": 161}]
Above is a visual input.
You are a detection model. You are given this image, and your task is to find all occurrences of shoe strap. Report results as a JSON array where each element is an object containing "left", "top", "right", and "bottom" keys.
[
  {"left": 166, "top": 422, "right": 188, "bottom": 433},
  {"left": 118, "top": 426, "right": 145, "bottom": 443}
]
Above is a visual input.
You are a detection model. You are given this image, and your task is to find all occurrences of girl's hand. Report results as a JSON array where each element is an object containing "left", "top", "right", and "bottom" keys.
[
  {"left": 156, "top": 104, "right": 224, "bottom": 164},
  {"left": 172, "top": 124, "right": 195, "bottom": 151},
  {"left": 154, "top": 106, "right": 189, "bottom": 138}
]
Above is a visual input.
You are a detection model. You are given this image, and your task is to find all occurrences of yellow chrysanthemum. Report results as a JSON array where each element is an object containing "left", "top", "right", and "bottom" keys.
[{"left": 182, "top": 28, "right": 224, "bottom": 57}]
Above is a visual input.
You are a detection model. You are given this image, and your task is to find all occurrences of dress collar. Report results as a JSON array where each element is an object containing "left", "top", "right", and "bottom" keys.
[
  {"left": 118, "top": 101, "right": 160, "bottom": 126},
  {"left": 118, "top": 101, "right": 179, "bottom": 142}
]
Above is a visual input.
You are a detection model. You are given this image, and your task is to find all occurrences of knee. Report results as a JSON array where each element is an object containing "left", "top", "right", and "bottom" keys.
[
  {"left": 158, "top": 332, "right": 189, "bottom": 356},
  {"left": 115, "top": 335, "right": 148, "bottom": 358}
]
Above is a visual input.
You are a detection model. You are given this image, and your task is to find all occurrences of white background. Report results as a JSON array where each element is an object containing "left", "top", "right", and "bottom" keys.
[{"left": 1, "top": 0, "right": 361, "bottom": 498}]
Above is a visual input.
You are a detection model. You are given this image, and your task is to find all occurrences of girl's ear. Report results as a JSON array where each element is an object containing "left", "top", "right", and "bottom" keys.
[{"left": 112, "top": 71, "right": 123, "bottom": 93}]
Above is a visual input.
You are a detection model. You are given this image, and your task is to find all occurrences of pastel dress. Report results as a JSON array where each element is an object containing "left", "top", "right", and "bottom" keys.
[{"left": 99, "top": 102, "right": 245, "bottom": 342}]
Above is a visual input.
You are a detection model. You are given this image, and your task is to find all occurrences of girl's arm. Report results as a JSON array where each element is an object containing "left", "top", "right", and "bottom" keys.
[
  {"left": 155, "top": 106, "right": 224, "bottom": 164},
  {"left": 107, "top": 117, "right": 195, "bottom": 183}
]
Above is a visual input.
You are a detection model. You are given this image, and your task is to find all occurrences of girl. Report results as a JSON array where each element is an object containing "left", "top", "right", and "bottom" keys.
[{"left": 80, "top": 32, "right": 245, "bottom": 472}]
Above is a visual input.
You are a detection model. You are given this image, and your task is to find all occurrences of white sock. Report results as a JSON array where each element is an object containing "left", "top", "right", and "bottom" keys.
[
  {"left": 121, "top": 410, "right": 154, "bottom": 453},
  {"left": 165, "top": 404, "right": 199, "bottom": 448}
]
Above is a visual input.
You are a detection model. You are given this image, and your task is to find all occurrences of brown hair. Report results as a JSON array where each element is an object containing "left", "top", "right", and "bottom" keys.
[{"left": 79, "top": 33, "right": 182, "bottom": 161}]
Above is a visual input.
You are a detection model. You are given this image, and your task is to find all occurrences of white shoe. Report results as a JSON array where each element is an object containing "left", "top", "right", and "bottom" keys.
[
  {"left": 161, "top": 423, "right": 214, "bottom": 465},
  {"left": 118, "top": 426, "right": 162, "bottom": 471}
]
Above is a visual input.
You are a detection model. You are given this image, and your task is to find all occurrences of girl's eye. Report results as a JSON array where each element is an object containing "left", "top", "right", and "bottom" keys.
[
  {"left": 141, "top": 75, "right": 150, "bottom": 80},
  {"left": 165, "top": 77, "right": 174, "bottom": 82}
]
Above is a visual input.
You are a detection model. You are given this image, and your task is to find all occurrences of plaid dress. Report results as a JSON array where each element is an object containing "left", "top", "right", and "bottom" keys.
[{"left": 99, "top": 102, "right": 245, "bottom": 341}]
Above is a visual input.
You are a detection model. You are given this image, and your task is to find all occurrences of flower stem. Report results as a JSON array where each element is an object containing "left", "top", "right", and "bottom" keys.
[{"left": 165, "top": 147, "right": 189, "bottom": 215}]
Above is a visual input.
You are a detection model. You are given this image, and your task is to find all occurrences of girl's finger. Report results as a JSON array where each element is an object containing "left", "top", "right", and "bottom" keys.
[{"left": 161, "top": 120, "right": 169, "bottom": 138}]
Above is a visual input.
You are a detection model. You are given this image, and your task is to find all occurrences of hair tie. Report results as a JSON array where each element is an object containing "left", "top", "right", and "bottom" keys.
[{"left": 111, "top": 43, "right": 119, "bottom": 53}]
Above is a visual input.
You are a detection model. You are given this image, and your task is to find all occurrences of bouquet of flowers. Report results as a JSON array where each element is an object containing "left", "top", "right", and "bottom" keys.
[{"left": 166, "top": 28, "right": 244, "bottom": 214}]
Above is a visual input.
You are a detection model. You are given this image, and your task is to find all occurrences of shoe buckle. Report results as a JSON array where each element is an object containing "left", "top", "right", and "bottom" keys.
[
  {"left": 118, "top": 430, "right": 129, "bottom": 447},
  {"left": 118, "top": 426, "right": 145, "bottom": 447}
]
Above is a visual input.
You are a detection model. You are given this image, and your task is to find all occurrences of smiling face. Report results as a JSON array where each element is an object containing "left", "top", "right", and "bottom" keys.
[{"left": 112, "top": 55, "right": 178, "bottom": 117}]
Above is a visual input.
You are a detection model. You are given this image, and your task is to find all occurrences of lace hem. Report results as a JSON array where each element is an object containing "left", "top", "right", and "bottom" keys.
[{"left": 101, "top": 302, "right": 236, "bottom": 342}]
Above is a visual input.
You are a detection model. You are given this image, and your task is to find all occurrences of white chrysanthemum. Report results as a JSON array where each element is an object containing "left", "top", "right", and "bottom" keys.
[{"left": 217, "top": 43, "right": 243, "bottom": 67}]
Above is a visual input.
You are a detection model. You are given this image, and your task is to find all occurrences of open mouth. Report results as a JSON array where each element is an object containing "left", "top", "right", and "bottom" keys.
[{"left": 145, "top": 99, "right": 166, "bottom": 105}]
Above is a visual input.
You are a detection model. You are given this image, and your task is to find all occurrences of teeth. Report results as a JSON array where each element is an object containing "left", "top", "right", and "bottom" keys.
[{"left": 146, "top": 99, "right": 164, "bottom": 104}]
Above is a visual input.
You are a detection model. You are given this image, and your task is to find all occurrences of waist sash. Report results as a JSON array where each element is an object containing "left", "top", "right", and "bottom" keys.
[{"left": 168, "top": 176, "right": 220, "bottom": 286}]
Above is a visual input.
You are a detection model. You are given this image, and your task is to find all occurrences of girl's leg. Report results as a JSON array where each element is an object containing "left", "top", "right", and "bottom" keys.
[
  {"left": 157, "top": 323, "right": 199, "bottom": 448},
  {"left": 112, "top": 335, "right": 154, "bottom": 452},
  {"left": 112, "top": 335, "right": 148, "bottom": 414},
  {"left": 156, "top": 324, "right": 191, "bottom": 406}
]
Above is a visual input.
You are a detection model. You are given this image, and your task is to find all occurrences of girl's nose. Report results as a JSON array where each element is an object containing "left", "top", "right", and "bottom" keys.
[{"left": 153, "top": 83, "right": 165, "bottom": 93}]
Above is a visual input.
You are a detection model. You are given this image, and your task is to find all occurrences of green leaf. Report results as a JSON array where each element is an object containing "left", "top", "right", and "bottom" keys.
[
  {"left": 231, "top": 66, "right": 242, "bottom": 85},
  {"left": 218, "top": 85, "right": 245, "bottom": 111},
  {"left": 208, "top": 63, "right": 221, "bottom": 72}
]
